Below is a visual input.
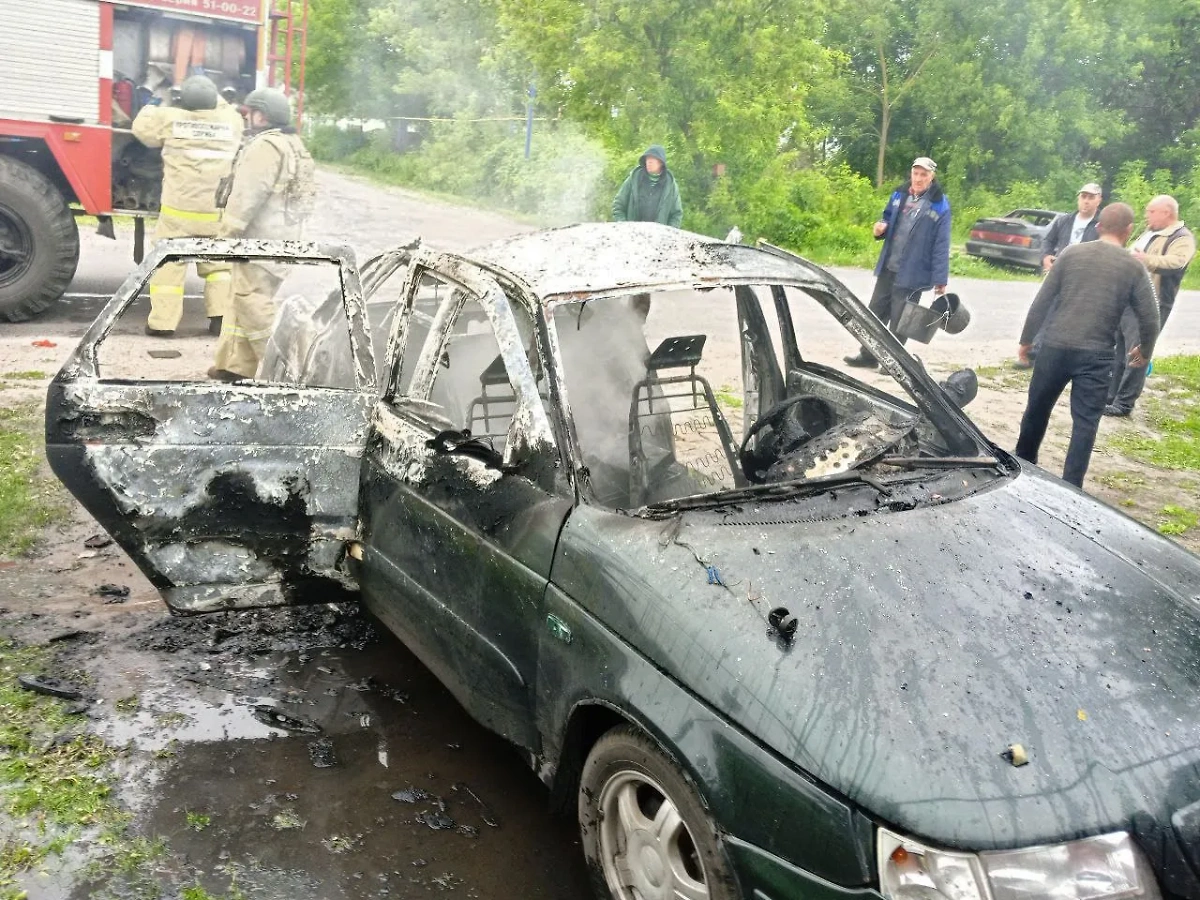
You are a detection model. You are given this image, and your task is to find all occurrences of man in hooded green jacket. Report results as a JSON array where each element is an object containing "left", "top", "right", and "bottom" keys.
[{"left": 612, "top": 144, "right": 683, "bottom": 227}]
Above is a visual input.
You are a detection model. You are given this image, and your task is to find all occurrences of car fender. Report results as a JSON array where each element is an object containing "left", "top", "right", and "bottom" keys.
[{"left": 536, "top": 582, "right": 875, "bottom": 889}]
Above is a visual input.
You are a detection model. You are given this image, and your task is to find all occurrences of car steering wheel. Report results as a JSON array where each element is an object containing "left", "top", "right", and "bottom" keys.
[{"left": 739, "top": 394, "right": 836, "bottom": 484}]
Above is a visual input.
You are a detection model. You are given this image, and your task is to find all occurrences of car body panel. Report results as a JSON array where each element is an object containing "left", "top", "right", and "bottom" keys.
[
  {"left": 466, "top": 222, "right": 816, "bottom": 301},
  {"left": 548, "top": 469, "right": 1200, "bottom": 850},
  {"left": 357, "top": 401, "right": 571, "bottom": 753},
  {"left": 45, "top": 239, "right": 376, "bottom": 613},
  {"left": 965, "top": 208, "right": 1062, "bottom": 269},
  {"left": 537, "top": 580, "right": 876, "bottom": 888},
  {"left": 355, "top": 258, "right": 571, "bottom": 753}
]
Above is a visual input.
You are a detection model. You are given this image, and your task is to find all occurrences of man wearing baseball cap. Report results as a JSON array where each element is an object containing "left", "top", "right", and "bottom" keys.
[
  {"left": 1041, "top": 183, "right": 1103, "bottom": 273},
  {"left": 845, "top": 156, "right": 952, "bottom": 368}
]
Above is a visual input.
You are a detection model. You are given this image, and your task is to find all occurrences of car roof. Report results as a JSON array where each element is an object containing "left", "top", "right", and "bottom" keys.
[{"left": 463, "top": 222, "right": 828, "bottom": 302}]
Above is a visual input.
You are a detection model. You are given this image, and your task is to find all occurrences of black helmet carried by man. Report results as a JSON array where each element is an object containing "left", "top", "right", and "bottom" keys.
[
  {"left": 179, "top": 75, "right": 218, "bottom": 111},
  {"left": 242, "top": 88, "right": 292, "bottom": 127}
]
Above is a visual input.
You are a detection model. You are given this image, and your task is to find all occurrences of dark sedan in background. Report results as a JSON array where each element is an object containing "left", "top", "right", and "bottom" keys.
[{"left": 965, "top": 208, "right": 1062, "bottom": 268}]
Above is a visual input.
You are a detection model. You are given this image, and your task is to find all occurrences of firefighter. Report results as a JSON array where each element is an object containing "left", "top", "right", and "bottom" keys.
[
  {"left": 209, "top": 87, "right": 316, "bottom": 381},
  {"left": 132, "top": 75, "right": 244, "bottom": 336}
]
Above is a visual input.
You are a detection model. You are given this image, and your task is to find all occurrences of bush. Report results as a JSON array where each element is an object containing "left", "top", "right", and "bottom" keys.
[
  {"left": 725, "top": 156, "right": 881, "bottom": 264},
  {"left": 307, "top": 123, "right": 370, "bottom": 162}
]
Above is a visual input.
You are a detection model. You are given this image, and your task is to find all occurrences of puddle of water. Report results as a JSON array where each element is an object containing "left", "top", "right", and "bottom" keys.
[
  {"left": 96, "top": 686, "right": 283, "bottom": 750},
  {"left": 114, "top": 637, "right": 593, "bottom": 899}
]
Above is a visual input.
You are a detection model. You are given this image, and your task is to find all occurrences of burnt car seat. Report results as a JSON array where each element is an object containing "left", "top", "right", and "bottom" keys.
[{"left": 627, "top": 335, "right": 745, "bottom": 507}]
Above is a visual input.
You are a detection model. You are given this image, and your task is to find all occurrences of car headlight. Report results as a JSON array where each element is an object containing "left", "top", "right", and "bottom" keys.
[{"left": 878, "top": 829, "right": 1161, "bottom": 900}]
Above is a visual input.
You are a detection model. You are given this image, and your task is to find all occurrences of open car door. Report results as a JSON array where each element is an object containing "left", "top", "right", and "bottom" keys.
[{"left": 45, "top": 240, "right": 377, "bottom": 615}]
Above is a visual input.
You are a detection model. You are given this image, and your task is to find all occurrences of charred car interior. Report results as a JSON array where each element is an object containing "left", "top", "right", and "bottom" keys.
[{"left": 45, "top": 224, "right": 1200, "bottom": 900}]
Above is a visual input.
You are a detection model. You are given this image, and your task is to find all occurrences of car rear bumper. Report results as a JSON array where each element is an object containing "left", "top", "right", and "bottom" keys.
[{"left": 965, "top": 241, "right": 1042, "bottom": 269}]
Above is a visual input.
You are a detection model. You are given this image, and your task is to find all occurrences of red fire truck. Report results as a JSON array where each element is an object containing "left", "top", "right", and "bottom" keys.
[{"left": 0, "top": 0, "right": 308, "bottom": 321}]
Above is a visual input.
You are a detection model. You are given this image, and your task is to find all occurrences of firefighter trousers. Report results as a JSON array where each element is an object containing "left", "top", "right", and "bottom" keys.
[
  {"left": 212, "top": 262, "right": 284, "bottom": 378},
  {"left": 146, "top": 212, "right": 232, "bottom": 332}
]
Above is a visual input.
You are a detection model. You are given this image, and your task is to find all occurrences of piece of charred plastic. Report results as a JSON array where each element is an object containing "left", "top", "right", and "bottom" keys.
[
  {"left": 250, "top": 705, "right": 322, "bottom": 734},
  {"left": 768, "top": 607, "right": 798, "bottom": 640},
  {"left": 1001, "top": 743, "right": 1030, "bottom": 767},
  {"left": 426, "top": 428, "right": 503, "bottom": 468},
  {"left": 17, "top": 674, "right": 85, "bottom": 701}
]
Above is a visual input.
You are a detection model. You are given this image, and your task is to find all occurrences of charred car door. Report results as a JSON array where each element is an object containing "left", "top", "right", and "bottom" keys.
[
  {"left": 46, "top": 240, "right": 377, "bottom": 615},
  {"left": 355, "top": 255, "right": 570, "bottom": 753}
]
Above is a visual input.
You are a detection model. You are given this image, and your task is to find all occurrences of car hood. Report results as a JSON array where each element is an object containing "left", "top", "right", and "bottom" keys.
[{"left": 552, "top": 467, "right": 1200, "bottom": 849}]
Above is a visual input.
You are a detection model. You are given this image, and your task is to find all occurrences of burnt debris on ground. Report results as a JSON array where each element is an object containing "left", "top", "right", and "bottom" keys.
[{"left": 131, "top": 602, "right": 379, "bottom": 658}]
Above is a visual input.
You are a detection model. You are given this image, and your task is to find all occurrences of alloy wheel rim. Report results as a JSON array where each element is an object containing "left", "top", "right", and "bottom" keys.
[{"left": 596, "top": 769, "right": 708, "bottom": 900}]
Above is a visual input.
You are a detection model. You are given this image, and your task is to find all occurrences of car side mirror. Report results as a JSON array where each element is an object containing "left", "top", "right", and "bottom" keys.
[{"left": 939, "top": 369, "right": 978, "bottom": 409}]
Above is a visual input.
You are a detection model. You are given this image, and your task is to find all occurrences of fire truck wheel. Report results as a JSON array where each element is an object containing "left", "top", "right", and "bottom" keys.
[{"left": 0, "top": 155, "right": 80, "bottom": 322}]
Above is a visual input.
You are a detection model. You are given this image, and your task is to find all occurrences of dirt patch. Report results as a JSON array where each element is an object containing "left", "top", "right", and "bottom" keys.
[{"left": 953, "top": 363, "right": 1200, "bottom": 555}]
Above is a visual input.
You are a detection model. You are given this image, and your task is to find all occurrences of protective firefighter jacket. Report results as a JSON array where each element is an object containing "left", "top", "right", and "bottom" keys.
[
  {"left": 132, "top": 101, "right": 243, "bottom": 217},
  {"left": 218, "top": 129, "right": 315, "bottom": 240}
]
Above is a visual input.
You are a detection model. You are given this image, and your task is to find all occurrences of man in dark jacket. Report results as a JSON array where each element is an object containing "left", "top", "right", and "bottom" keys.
[
  {"left": 1014, "top": 203, "right": 1159, "bottom": 487},
  {"left": 845, "top": 157, "right": 951, "bottom": 368},
  {"left": 1041, "top": 183, "right": 1102, "bottom": 271},
  {"left": 1014, "top": 182, "right": 1104, "bottom": 370},
  {"left": 612, "top": 145, "right": 684, "bottom": 227}
]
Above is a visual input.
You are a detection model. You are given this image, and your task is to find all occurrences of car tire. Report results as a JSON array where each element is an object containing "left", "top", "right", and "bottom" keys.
[
  {"left": 0, "top": 155, "right": 80, "bottom": 322},
  {"left": 579, "top": 725, "right": 738, "bottom": 900}
]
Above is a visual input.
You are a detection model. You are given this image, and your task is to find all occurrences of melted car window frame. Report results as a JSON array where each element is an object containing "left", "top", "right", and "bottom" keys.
[{"left": 544, "top": 275, "right": 992, "bottom": 512}]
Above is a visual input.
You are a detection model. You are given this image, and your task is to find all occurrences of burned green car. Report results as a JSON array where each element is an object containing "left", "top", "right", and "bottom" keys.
[{"left": 46, "top": 224, "right": 1200, "bottom": 900}]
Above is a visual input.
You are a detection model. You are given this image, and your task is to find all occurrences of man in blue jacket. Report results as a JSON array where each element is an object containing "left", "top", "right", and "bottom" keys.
[{"left": 845, "top": 157, "right": 952, "bottom": 367}]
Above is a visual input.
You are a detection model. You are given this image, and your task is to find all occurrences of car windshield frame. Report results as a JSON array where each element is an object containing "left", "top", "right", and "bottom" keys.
[{"left": 537, "top": 257, "right": 996, "bottom": 513}]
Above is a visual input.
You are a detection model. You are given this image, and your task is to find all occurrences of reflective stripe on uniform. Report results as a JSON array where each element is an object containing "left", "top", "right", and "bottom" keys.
[
  {"left": 162, "top": 146, "right": 237, "bottom": 161},
  {"left": 149, "top": 285, "right": 185, "bottom": 296},
  {"left": 205, "top": 271, "right": 232, "bottom": 283},
  {"left": 223, "top": 324, "right": 275, "bottom": 342},
  {"left": 160, "top": 205, "right": 221, "bottom": 222}
]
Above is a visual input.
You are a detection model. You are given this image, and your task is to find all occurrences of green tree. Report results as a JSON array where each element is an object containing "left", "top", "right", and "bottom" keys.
[
  {"left": 822, "top": 0, "right": 938, "bottom": 187},
  {"left": 305, "top": 0, "right": 397, "bottom": 117},
  {"left": 368, "top": 0, "right": 521, "bottom": 117},
  {"left": 493, "top": 0, "right": 837, "bottom": 230}
]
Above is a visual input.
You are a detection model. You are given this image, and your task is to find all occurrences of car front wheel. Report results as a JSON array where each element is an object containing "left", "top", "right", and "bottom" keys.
[{"left": 579, "top": 725, "right": 738, "bottom": 900}]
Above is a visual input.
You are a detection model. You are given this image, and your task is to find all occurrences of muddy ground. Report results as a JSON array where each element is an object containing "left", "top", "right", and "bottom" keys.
[{"left": 3, "top": 168, "right": 1200, "bottom": 897}]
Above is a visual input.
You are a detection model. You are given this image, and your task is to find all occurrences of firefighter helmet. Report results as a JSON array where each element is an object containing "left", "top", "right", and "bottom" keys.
[
  {"left": 243, "top": 88, "right": 292, "bottom": 127},
  {"left": 179, "top": 75, "right": 219, "bottom": 111}
]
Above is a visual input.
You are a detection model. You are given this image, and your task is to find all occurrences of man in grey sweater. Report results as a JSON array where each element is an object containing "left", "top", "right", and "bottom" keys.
[{"left": 1014, "top": 203, "right": 1159, "bottom": 487}]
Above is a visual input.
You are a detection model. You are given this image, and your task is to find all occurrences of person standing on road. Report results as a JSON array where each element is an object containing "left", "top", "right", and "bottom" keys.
[
  {"left": 1041, "top": 183, "right": 1102, "bottom": 272},
  {"left": 208, "top": 88, "right": 316, "bottom": 382},
  {"left": 611, "top": 145, "right": 683, "bottom": 228},
  {"left": 844, "top": 157, "right": 951, "bottom": 368},
  {"left": 1104, "top": 195, "right": 1195, "bottom": 417},
  {"left": 1013, "top": 183, "right": 1103, "bottom": 370},
  {"left": 612, "top": 144, "right": 683, "bottom": 321},
  {"left": 1014, "top": 203, "right": 1159, "bottom": 488},
  {"left": 132, "top": 75, "right": 243, "bottom": 337}
]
